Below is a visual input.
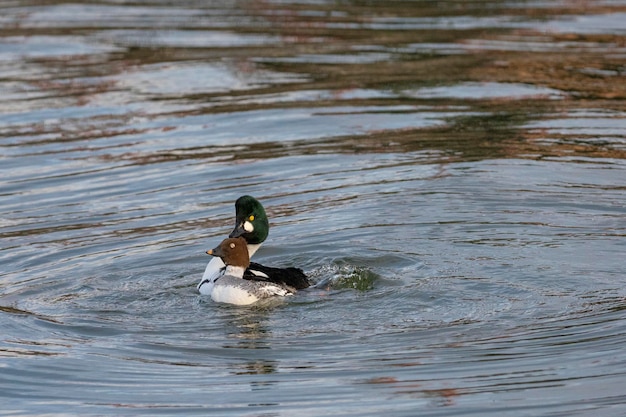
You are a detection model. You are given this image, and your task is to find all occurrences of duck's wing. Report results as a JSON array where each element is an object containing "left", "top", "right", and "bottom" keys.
[{"left": 244, "top": 262, "right": 310, "bottom": 290}]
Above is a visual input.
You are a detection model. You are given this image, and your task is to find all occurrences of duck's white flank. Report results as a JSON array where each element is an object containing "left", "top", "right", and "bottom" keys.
[
  {"left": 210, "top": 275, "right": 292, "bottom": 305},
  {"left": 210, "top": 277, "right": 260, "bottom": 305}
]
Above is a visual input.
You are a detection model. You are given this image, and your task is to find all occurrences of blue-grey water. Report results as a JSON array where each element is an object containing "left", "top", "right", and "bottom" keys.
[{"left": 1, "top": 1, "right": 625, "bottom": 416}]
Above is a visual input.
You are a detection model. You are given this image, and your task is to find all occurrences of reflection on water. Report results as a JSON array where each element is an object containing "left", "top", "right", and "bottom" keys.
[{"left": 1, "top": 0, "right": 626, "bottom": 416}]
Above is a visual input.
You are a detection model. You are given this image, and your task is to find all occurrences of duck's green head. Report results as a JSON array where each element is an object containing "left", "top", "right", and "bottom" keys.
[{"left": 229, "top": 195, "right": 269, "bottom": 245}]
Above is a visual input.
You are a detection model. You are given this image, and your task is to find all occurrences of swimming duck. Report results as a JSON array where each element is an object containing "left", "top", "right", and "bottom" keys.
[
  {"left": 205, "top": 237, "right": 294, "bottom": 305},
  {"left": 198, "top": 195, "right": 309, "bottom": 295}
]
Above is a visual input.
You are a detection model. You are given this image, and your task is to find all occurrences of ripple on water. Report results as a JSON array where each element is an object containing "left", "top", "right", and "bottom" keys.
[
  {"left": 404, "top": 82, "right": 567, "bottom": 100},
  {"left": 2, "top": 0, "right": 626, "bottom": 415},
  {"left": 119, "top": 62, "right": 307, "bottom": 96}
]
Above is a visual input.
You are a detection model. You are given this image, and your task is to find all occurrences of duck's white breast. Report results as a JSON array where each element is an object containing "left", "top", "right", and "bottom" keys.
[{"left": 198, "top": 256, "right": 225, "bottom": 295}]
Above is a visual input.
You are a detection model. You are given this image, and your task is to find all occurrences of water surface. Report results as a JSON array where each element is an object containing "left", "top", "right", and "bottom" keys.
[{"left": 1, "top": 1, "right": 625, "bottom": 416}]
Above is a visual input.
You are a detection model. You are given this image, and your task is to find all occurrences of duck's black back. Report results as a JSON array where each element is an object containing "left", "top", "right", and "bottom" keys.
[{"left": 244, "top": 262, "right": 310, "bottom": 290}]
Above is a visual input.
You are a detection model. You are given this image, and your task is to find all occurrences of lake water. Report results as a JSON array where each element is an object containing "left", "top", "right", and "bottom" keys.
[{"left": 1, "top": 1, "right": 625, "bottom": 416}]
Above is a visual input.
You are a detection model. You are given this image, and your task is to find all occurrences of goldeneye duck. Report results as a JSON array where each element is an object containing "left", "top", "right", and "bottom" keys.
[
  {"left": 197, "top": 195, "right": 309, "bottom": 295},
  {"left": 205, "top": 237, "right": 294, "bottom": 305}
]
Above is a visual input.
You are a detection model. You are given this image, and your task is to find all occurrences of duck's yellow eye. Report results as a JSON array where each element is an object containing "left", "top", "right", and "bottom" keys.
[
  {"left": 229, "top": 243, "right": 235, "bottom": 249},
  {"left": 249, "top": 215, "right": 255, "bottom": 221}
]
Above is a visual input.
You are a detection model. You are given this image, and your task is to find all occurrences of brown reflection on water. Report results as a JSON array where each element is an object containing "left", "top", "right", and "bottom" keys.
[
  {"left": 1, "top": 1, "right": 625, "bottom": 164},
  {"left": 236, "top": 0, "right": 626, "bottom": 161},
  {"left": 471, "top": 34, "right": 626, "bottom": 100},
  {"left": 362, "top": 376, "right": 463, "bottom": 407}
]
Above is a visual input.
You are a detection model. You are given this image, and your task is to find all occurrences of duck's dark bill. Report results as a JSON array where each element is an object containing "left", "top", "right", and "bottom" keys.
[
  {"left": 206, "top": 247, "right": 222, "bottom": 257},
  {"left": 229, "top": 224, "right": 246, "bottom": 238}
]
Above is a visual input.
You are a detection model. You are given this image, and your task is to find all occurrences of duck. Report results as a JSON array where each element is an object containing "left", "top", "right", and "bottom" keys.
[
  {"left": 197, "top": 195, "right": 309, "bottom": 296},
  {"left": 205, "top": 237, "right": 294, "bottom": 305}
]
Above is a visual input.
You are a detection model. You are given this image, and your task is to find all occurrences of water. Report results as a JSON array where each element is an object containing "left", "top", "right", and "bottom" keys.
[{"left": 1, "top": 1, "right": 625, "bottom": 415}]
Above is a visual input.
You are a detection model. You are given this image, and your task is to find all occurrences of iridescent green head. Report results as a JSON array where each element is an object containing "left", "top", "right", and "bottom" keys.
[{"left": 228, "top": 195, "right": 269, "bottom": 245}]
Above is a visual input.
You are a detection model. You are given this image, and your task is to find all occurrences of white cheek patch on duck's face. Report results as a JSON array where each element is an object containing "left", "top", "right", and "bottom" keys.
[{"left": 243, "top": 221, "right": 254, "bottom": 233}]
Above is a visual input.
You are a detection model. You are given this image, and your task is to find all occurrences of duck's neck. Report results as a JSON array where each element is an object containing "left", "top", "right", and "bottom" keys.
[
  {"left": 247, "top": 243, "right": 262, "bottom": 258},
  {"left": 225, "top": 265, "right": 246, "bottom": 278}
]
